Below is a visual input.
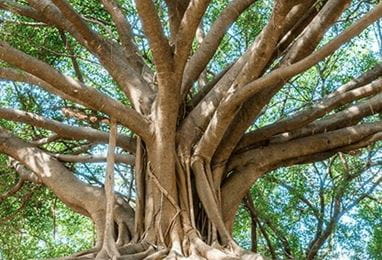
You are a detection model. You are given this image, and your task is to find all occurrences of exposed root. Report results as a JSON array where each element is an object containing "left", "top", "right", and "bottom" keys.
[
  {"left": 50, "top": 247, "right": 99, "bottom": 259},
  {"left": 119, "top": 241, "right": 151, "bottom": 255},
  {"left": 117, "top": 246, "right": 155, "bottom": 259},
  {"left": 71, "top": 247, "right": 100, "bottom": 257},
  {"left": 116, "top": 221, "right": 131, "bottom": 246},
  {"left": 55, "top": 238, "right": 264, "bottom": 260},
  {"left": 53, "top": 153, "right": 266, "bottom": 260},
  {"left": 145, "top": 248, "right": 169, "bottom": 259},
  {"left": 190, "top": 237, "right": 236, "bottom": 260}
]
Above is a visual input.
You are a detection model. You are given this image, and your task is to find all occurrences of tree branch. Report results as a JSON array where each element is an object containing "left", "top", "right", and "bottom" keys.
[
  {"left": 174, "top": 0, "right": 211, "bottom": 75},
  {"left": 265, "top": 92, "right": 382, "bottom": 146},
  {"left": 0, "top": 41, "right": 152, "bottom": 141},
  {"left": 239, "top": 74, "right": 382, "bottom": 148},
  {"left": 100, "top": 0, "right": 147, "bottom": 75},
  {"left": 0, "top": 67, "right": 82, "bottom": 104},
  {"left": 178, "top": 0, "right": 296, "bottom": 158},
  {"left": 230, "top": 122, "right": 382, "bottom": 171},
  {"left": 53, "top": 153, "right": 135, "bottom": 165},
  {"left": 0, "top": 177, "right": 25, "bottom": 202},
  {"left": 30, "top": 134, "right": 60, "bottom": 145},
  {"left": 0, "top": 0, "right": 50, "bottom": 24},
  {"left": 211, "top": 0, "right": 346, "bottom": 175},
  {"left": 26, "top": 0, "right": 154, "bottom": 111},
  {"left": 197, "top": 2, "right": 382, "bottom": 164},
  {"left": 98, "top": 118, "right": 120, "bottom": 257},
  {"left": 244, "top": 194, "right": 277, "bottom": 259},
  {"left": 59, "top": 30, "right": 84, "bottom": 83},
  {"left": 181, "top": 0, "right": 256, "bottom": 95},
  {"left": 0, "top": 128, "right": 135, "bottom": 240},
  {"left": 0, "top": 108, "right": 136, "bottom": 152},
  {"left": 164, "top": 0, "right": 189, "bottom": 41},
  {"left": 222, "top": 121, "right": 382, "bottom": 224},
  {"left": 231, "top": 3, "right": 382, "bottom": 107},
  {"left": 51, "top": 0, "right": 100, "bottom": 47},
  {"left": 134, "top": 0, "right": 173, "bottom": 75}
]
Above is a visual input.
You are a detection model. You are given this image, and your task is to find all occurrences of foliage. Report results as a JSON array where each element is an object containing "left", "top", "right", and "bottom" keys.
[
  {"left": 0, "top": 0, "right": 381, "bottom": 258},
  {"left": 233, "top": 147, "right": 382, "bottom": 259},
  {"left": 0, "top": 155, "right": 94, "bottom": 260}
]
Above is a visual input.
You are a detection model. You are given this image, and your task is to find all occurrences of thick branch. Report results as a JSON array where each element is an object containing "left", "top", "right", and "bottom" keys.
[
  {"left": 232, "top": 3, "right": 382, "bottom": 106},
  {"left": 26, "top": 0, "right": 154, "bottom": 110},
  {"left": 174, "top": 0, "right": 211, "bottom": 75},
  {"left": 197, "top": 2, "right": 381, "bottom": 165},
  {"left": 181, "top": 0, "right": 256, "bottom": 95},
  {"left": 211, "top": 0, "right": 345, "bottom": 174},
  {"left": 230, "top": 122, "right": 382, "bottom": 171},
  {"left": 0, "top": 108, "right": 136, "bottom": 152},
  {"left": 134, "top": 0, "right": 173, "bottom": 74},
  {"left": 100, "top": 0, "right": 146, "bottom": 73},
  {"left": 0, "top": 41, "right": 152, "bottom": 140},
  {"left": 178, "top": 0, "right": 296, "bottom": 157},
  {"left": 53, "top": 153, "right": 135, "bottom": 165},
  {"left": 0, "top": 0, "right": 50, "bottom": 24},
  {"left": 222, "top": 121, "right": 382, "bottom": 225},
  {"left": 0, "top": 128, "right": 135, "bottom": 243},
  {"left": 0, "top": 128, "right": 100, "bottom": 216},
  {"left": 267, "top": 92, "right": 382, "bottom": 146},
  {"left": 239, "top": 75, "right": 382, "bottom": 148}
]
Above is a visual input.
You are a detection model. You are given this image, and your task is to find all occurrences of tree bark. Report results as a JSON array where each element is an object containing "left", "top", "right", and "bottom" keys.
[{"left": 0, "top": 0, "right": 381, "bottom": 259}]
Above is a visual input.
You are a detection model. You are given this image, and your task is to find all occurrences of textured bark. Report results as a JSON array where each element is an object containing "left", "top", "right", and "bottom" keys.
[
  {"left": 96, "top": 119, "right": 120, "bottom": 259},
  {"left": 0, "top": 128, "right": 135, "bottom": 243},
  {"left": 0, "top": 0, "right": 382, "bottom": 259}
]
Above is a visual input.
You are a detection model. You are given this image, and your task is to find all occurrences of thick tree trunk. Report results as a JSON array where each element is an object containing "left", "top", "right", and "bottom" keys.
[
  {"left": 118, "top": 141, "right": 262, "bottom": 259},
  {"left": 1, "top": 0, "right": 381, "bottom": 259},
  {"left": 0, "top": 127, "right": 262, "bottom": 259}
]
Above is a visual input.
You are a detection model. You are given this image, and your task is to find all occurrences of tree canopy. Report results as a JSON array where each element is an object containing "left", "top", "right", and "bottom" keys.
[{"left": 0, "top": 0, "right": 381, "bottom": 259}]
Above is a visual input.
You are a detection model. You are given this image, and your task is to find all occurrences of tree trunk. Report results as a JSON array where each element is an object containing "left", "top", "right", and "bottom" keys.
[
  {"left": 1, "top": 0, "right": 381, "bottom": 259},
  {"left": 0, "top": 127, "right": 263, "bottom": 259},
  {"left": 116, "top": 140, "right": 263, "bottom": 259}
]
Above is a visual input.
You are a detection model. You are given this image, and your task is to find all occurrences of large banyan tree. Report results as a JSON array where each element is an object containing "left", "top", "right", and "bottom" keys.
[{"left": 0, "top": 0, "right": 382, "bottom": 259}]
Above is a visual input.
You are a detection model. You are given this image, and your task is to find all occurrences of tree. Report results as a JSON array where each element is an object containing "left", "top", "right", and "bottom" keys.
[
  {"left": 237, "top": 149, "right": 382, "bottom": 259},
  {"left": 0, "top": 0, "right": 381, "bottom": 258}
]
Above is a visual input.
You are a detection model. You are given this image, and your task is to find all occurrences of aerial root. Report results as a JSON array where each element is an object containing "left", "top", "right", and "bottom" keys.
[
  {"left": 71, "top": 246, "right": 100, "bottom": 257},
  {"left": 54, "top": 237, "right": 264, "bottom": 260},
  {"left": 54, "top": 247, "right": 263, "bottom": 260},
  {"left": 116, "top": 221, "right": 131, "bottom": 246},
  {"left": 51, "top": 246, "right": 100, "bottom": 259},
  {"left": 116, "top": 246, "right": 155, "bottom": 259},
  {"left": 145, "top": 248, "right": 169, "bottom": 259},
  {"left": 118, "top": 241, "right": 151, "bottom": 255}
]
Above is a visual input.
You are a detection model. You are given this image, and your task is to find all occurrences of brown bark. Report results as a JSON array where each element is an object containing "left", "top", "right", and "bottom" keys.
[
  {"left": 1, "top": 0, "right": 382, "bottom": 259},
  {"left": 0, "top": 128, "right": 135, "bottom": 246},
  {"left": 0, "top": 108, "right": 136, "bottom": 152},
  {"left": 97, "top": 119, "right": 120, "bottom": 259}
]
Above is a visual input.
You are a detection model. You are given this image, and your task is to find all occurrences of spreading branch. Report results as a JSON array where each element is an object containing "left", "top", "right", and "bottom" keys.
[
  {"left": 0, "top": 108, "right": 136, "bottom": 152},
  {"left": 0, "top": 41, "right": 152, "bottom": 140}
]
